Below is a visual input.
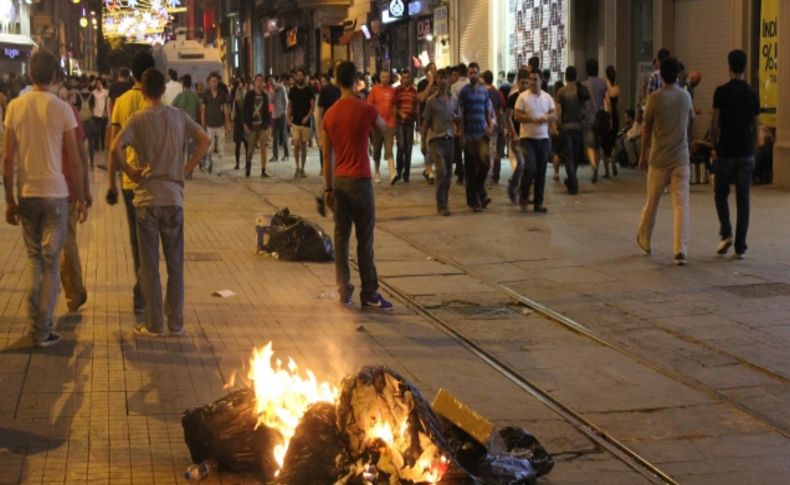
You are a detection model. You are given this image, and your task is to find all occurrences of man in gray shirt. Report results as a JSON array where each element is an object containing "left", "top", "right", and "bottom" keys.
[
  {"left": 111, "top": 68, "right": 211, "bottom": 336},
  {"left": 421, "top": 68, "right": 460, "bottom": 216},
  {"left": 636, "top": 57, "right": 694, "bottom": 266},
  {"left": 269, "top": 75, "right": 289, "bottom": 162},
  {"left": 554, "top": 66, "right": 584, "bottom": 194}
]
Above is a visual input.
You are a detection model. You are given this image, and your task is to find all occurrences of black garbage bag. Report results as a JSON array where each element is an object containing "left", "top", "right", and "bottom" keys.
[
  {"left": 181, "top": 388, "right": 280, "bottom": 479},
  {"left": 263, "top": 208, "right": 334, "bottom": 262},
  {"left": 499, "top": 426, "right": 554, "bottom": 477},
  {"left": 474, "top": 453, "right": 539, "bottom": 485},
  {"left": 275, "top": 402, "right": 350, "bottom": 485}
]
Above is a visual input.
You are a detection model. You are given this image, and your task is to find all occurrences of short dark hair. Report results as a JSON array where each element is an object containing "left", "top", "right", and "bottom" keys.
[
  {"left": 141, "top": 68, "right": 166, "bottom": 99},
  {"left": 336, "top": 60, "right": 357, "bottom": 89},
  {"left": 468, "top": 62, "right": 480, "bottom": 72},
  {"left": 181, "top": 74, "right": 192, "bottom": 89},
  {"left": 437, "top": 68, "right": 449, "bottom": 78},
  {"left": 457, "top": 63, "right": 468, "bottom": 76},
  {"left": 168, "top": 69, "right": 178, "bottom": 81},
  {"left": 605, "top": 65, "right": 616, "bottom": 84},
  {"left": 542, "top": 69, "right": 551, "bottom": 81},
  {"left": 131, "top": 51, "right": 155, "bottom": 82},
  {"left": 660, "top": 57, "right": 681, "bottom": 84},
  {"left": 517, "top": 68, "right": 530, "bottom": 81},
  {"left": 506, "top": 71, "right": 516, "bottom": 82},
  {"left": 482, "top": 70, "right": 493, "bottom": 84},
  {"left": 29, "top": 49, "right": 58, "bottom": 85},
  {"left": 565, "top": 65, "right": 577, "bottom": 82},
  {"left": 728, "top": 49, "right": 747, "bottom": 74},
  {"left": 295, "top": 67, "right": 306, "bottom": 75},
  {"left": 585, "top": 59, "right": 599, "bottom": 76},
  {"left": 656, "top": 48, "right": 671, "bottom": 63},
  {"left": 119, "top": 68, "right": 130, "bottom": 80},
  {"left": 625, "top": 108, "right": 635, "bottom": 119},
  {"left": 208, "top": 71, "right": 221, "bottom": 82},
  {"left": 528, "top": 56, "right": 540, "bottom": 72}
]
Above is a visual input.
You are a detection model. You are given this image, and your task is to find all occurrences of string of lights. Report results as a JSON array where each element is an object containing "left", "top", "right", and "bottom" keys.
[{"left": 102, "top": 0, "right": 182, "bottom": 44}]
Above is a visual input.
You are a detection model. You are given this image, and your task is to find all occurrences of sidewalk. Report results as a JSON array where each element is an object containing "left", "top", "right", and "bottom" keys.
[{"left": 1, "top": 146, "right": 788, "bottom": 484}]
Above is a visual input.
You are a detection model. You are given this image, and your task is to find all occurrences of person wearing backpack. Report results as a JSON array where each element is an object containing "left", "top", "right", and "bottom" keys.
[{"left": 581, "top": 59, "right": 609, "bottom": 184}]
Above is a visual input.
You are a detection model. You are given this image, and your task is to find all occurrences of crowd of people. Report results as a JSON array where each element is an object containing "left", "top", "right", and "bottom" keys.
[{"left": 1, "top": 43, "right": 763, "bottom": 347}]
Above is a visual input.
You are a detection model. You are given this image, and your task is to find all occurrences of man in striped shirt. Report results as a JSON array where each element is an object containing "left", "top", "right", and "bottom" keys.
[
  {"left": 394, "top": 69, "right": 418, "bottom": 184},
  {"left": 458, "top": 62, "right": 494, "bottom": 212}
]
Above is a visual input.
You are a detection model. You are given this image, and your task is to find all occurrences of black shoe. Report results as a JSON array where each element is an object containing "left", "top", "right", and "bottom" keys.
[
  {"left": 427, "top": 177, "right": 435, "bottom": 185},
  {"left": 472, "top": 204, "right": 482, "bottom": 213},
  {"left": 34, "top": 332, "right": 62, "bottom": 348},
  {"left": 592, "top": 170, "right": 599, "bottom": 183},
  {"left": 481, "top": 197, "right": 492, "bottom": 209},
  {"left": 269, "top": 156, "right": 278, "bottom": 162},
  {"left": 423, "top": 170, "right": 430, "bottom": 182},
  {"left": 390, "top": 174, "right": 401, "bottom": 185},
  {"left": 613, "top": 165, "right": 619, "bottom": 176},
  {"left": 534, "top": 205, "right": 548, "bottom": 213},
  {"left": 234, "top": 164, "right": 239, "bottom": 170},
  {"left": 261, "top": 171, "right": 269, "bottom": 178},
  {"left": 438, "top": 208, "right": 451, "bottom": 216},
  {"left": 456, "top": 177, "right": 464, "bottom": 186},
  {"left": 507, "top": 188, "right": 517, "bottom": 204}
]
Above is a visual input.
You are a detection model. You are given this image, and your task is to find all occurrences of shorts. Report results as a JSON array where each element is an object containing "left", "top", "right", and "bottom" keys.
[
  {"left": 291, "top": 125, "right": 310, "bottom": 144},
  {"left": 583, "top": 126, "right": 601, "bottom": 150},
  {"left": 246, "top": 126, "right": 269, "bottom": 149}
]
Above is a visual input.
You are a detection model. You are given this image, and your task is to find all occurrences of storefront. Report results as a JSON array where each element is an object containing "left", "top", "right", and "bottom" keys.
[{"left": 0, "top": 0, "right": 35, "bottom": 76}]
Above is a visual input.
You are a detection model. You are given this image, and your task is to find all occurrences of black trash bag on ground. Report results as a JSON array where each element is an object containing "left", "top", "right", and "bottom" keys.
[
  {"left": 499, "top": 426, "right": 555, "bottom": 477},
  {"left": 275, "top": 402, "right": 350, "bottom": 485},
  {"left": 336, "top": 366, "right": 479, "bottom": 484},
  {"left": 474, "top": 453, "right": 538, "bottom": 485},
  {"left": 263, "top": 207, "right": 334, "bottom": 262},
  {"left": 181, "top": 388, "right": 280, "bottom": 479}
]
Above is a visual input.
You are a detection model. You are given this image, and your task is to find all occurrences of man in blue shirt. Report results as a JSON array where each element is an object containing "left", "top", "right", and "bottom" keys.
[{"left": 458, "top": 62, "right": 494, "bottom": 212}]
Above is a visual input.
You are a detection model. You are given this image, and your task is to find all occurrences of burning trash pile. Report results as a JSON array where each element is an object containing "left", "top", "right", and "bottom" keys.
[{"left": 182, "top": 343, "right": 554, "bottom": 484}]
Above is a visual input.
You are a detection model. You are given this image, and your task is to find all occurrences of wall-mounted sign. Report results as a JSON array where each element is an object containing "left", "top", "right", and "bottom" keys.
[
  {"left": 416, "top": 17, "right": 432, "bottom": 41},
  {"left": 433, "top": 5, "right": 448, "bottom": 37},
  {"left": 389, "top": 0, "right": 406, "bottom": 18}
]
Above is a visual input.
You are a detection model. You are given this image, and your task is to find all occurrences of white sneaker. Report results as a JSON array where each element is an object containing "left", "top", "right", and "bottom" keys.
[{"left": 374, "top": 173, "right": 382, "bottom": 183}]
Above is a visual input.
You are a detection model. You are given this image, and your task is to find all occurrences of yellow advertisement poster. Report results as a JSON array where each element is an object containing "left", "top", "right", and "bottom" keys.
[{"left": 759, "top": 0, "right": 778, "bottom": 126}]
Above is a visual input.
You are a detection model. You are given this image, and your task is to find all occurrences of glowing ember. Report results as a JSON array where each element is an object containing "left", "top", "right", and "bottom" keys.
[{"left": 246, "top": 342, "right": 338, "bottom": 470}]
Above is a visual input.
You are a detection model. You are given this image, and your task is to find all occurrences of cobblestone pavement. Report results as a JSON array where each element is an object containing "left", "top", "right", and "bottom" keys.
[{"left": 1, "top": 146, "right": 788, "bottom": 484}]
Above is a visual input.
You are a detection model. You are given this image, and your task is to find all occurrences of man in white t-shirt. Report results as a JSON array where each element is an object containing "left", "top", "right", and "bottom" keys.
[
  {"left": 514, "top": 70, "right": 556, "bottom": 213},
  {"left": 3, "top": 49, "right": 88, "bottom": 348},
  {"left": 162, "top": 69, "right": 183, "bottom": 105}
]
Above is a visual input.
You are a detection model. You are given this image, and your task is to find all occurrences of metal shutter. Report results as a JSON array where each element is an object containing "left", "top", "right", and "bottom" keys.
[{"left": 457, "top": 0, "right": 490, "bottom": 69}]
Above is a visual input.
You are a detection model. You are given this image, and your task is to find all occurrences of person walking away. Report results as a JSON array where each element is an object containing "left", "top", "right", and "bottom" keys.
[
  {"left": 108, "top": 51, "right": 155, "bottom": 314},
  {"left": 483, "top": 70, "right": 506, "bottom": 184},
  {"left": 636, "top": 57, "right": 694, "bottom": 266},
  {"left": 243, "top": 74, "right": 272, "bottom": 178},
  {"left": 229, "top": 79, "right": 247, "bottom": 170},
  {"left": 550, "top": 79, "right": 565, "bottom": 180},
  {"left": 367, "top": 69, "right": 396, "bottom": 184},
  {"left": 106, "top": 68, "right": 132, "bottom": 155},
  {"left": 91, "top": 79, "right": 109, "bottom": 155},
  {"left": 57, "top": 70, "right": 93, "bottom": 312},
  {"left": 162, "top": 69, "right": 182, "bottom": 105},
  {"left": 581, "top": 59, "right": 609, "bottom": 183},
  {"left": 77, "top": 82, "right": 96, "bottom": 167},
  {"left": 457, "top": 62, "right": 494, "bottom": 212},
  {"left": 420, "top": 68, "right": 460, "bottom": 216},
  {"left": 417, "top": 63, "right": 438, "bottom": 182},
  {"left": 111, "top": 68, "right": 211, "bottom": 337},
  {"left": 641, "top": 48, "right": 672, "bottom": 107},
  {"left": 200, "top": 72, "right": 229, "bottom": 175},
  {"left": 322, "top": 61, "right": 393, "bottom": 310},
  {"left": 554, "top": 67, "right": 585, "bottom": 194},
  {"left": 451, "top": 64, "right": 470, "bottom": 184},
  {"left": 515, "top": 70, "right": 556, "bottom": 213},
  {"left": 3, "top": 49, "right": 88, "bottom": 347},
  {"left": 505, "top": 69, "right": 530, "bottom": 203},
  {"left": 316, "top": 68, "right": 341, "bottom": 171},
  {"left": 710, "top": 49, "right": 759, "bottom": 259},
  {"left": 394, "top": 68, "right": 418, "bottom": 184},
  {"left": 172, "top": 75, "right": 201, "bottom": 173},
  {"left": 270, "top": 76, "right": 290, "bottom": 163},
  {"left": 601, "top": 65, "right": 620, "bottom": 178},
  {"left": 288, "top": 68, "right": 314, "bottom": 178}
]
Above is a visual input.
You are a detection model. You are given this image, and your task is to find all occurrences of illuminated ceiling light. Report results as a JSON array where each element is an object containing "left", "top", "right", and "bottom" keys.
[
  {"left": 72, "top": 0, "right": 81, "bottom": 4},
  {"left": 80, "top": 17, "right": 88, "bottom": 28}
]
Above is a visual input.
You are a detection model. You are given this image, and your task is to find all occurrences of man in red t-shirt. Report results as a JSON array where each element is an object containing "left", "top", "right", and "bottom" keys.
[
  {"left": 322, "top": 61, "right": 392, "bottom": 310},
  {"left": 394, "top": 69, "right": 418, "bottom": 184},
  {"left": 367, "top": 69, "right": 396, "bottom": 183}
]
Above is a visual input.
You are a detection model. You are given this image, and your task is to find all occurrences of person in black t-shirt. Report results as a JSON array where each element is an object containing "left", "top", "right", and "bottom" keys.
[
  {"left": 710, "top": 49, "right": 760, "bottom": 259},
  {"left": 288, "top": 68, "right": 315, "bottom": 177},
  {"left": 317, "top": 66, "right": 341, "bottom": 169},
  {"left": 504, "top": 69, "right": 529, "bottom": 204}
]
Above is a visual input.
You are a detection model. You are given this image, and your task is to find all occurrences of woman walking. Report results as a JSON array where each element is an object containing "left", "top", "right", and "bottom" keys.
[
  {"left": 602, "top": 65, "right": 620, "bottom": 178},
  {"left": 230, "top": 79, "right": 248, "bottom": 170}
]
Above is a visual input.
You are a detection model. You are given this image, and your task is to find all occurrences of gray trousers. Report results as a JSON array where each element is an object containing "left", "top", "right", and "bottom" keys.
[
  {"left": 19, "top": 197, "right": 68, "bottom": 342},
  {"left": 60, "top": 203, "right": 87, "bottom": 309},
  {"left": 430, "top": 137, "right": 455, "bottom": 211},
  {"left": 136, "top": 206, "right": 185, "bottom": 333},
  {"left": 333, "top": 177, "right": 378, "bottom": 302}
]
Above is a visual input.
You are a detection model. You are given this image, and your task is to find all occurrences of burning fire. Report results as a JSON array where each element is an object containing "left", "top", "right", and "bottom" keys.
[{"left": 246, "top": 342, "right": 339, "bottom": 469}]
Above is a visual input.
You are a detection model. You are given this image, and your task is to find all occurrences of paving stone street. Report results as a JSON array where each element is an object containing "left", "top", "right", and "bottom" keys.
[{"left": 1, "top": 147, "right": 789, "bottom": 484}]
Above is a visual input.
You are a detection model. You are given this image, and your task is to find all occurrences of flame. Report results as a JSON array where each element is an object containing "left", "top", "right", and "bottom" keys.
[
  {"left": 247, "top": 342, "right": 339, "bottom": 470},
  {"left": 369, "top": 420, "right": 395, "bottom": 444}
]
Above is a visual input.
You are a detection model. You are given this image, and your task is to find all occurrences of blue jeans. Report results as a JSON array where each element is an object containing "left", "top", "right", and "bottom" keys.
[
  {"left": 396, "top": 121, "right": 415, "bottom": 180},
  {"left": 136, "top": 206, "right": 185, "bottom": 332},
  {"left": 714, "top": 157, "right": 754, "bottom": 254},
  {"left": 521, "top": 138, "right": 551, "bottom": 207},
  {"left": 19, "top": 197, "right": 68, "bottom": 342},
  {"left": 122, "top": 189, "right": 144, "bottom": 309}
]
